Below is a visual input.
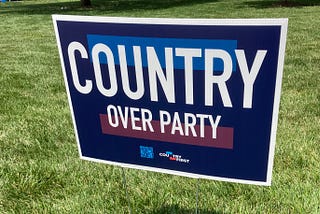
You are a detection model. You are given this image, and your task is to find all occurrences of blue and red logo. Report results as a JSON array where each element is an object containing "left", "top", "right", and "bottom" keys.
[{"left": 159, "top": 151, "right": 190, "bottom": 163}]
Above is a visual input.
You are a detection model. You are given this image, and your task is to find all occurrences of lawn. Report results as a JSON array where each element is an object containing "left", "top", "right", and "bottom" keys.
[{"left": 0, "top": 0, "right": 319, "bottom": 213}]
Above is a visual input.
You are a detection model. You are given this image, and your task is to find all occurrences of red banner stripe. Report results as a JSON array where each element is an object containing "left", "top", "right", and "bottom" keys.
[{"left": 100, "top": 114, "right": 233, "bottom": 149}]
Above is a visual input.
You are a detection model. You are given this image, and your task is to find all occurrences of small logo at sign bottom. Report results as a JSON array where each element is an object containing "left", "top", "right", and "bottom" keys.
[
  {"left": 159, "top": 151, "right": 190, "bottom": 163},
  {"left": 140, "top": 146, "right": 154, "bottom": 159}
]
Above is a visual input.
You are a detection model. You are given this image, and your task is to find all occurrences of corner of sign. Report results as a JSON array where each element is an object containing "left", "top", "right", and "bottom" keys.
[
  {"left": 281, "top": 18, "right": 289, "bottom": 26},
  {"left": 52, "top": 14, "right": 61, "bottom": 22}
]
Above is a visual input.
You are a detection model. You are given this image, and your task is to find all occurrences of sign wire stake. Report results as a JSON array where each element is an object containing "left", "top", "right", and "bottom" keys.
[
  {"left": 196, "top": 178, "right": 200, "bottom": 214},
  {"left": 121, "top": 167, "right": 132, "bottom": 214}
]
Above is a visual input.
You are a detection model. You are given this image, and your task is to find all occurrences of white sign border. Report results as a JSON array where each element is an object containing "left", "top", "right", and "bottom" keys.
[{"left": 52, "top": 15, "right": 288, "bottom": 186}]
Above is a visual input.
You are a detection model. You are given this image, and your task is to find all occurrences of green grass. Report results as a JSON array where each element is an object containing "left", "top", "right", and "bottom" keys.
[{"left": 0, "top": 0, "right": 319, "bottom": 213}]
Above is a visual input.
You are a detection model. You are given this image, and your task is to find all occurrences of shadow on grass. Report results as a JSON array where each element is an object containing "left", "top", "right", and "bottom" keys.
[
  {"left": 0, "top": 0, "right": 219, "bottom": 15},
  {"left": 152, "top": 204, "right": 223, "bottom": 214},
  {"left": 241, "top": 0, "right": 320, "bottom": 9}
]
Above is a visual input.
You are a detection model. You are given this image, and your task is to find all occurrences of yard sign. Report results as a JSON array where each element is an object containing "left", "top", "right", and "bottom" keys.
[{"left": 53, "top": 15, "right": 287, "bottom": 186}]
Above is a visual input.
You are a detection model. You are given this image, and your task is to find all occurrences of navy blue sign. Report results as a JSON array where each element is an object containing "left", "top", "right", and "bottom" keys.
[{"left": 53, "top": 15, "right": 287, "bottom": 185}]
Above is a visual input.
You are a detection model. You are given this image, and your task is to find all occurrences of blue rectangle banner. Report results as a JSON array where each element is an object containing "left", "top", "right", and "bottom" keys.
[{"left": 53, "top": 15, "right": 287, "bottom": 186}]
